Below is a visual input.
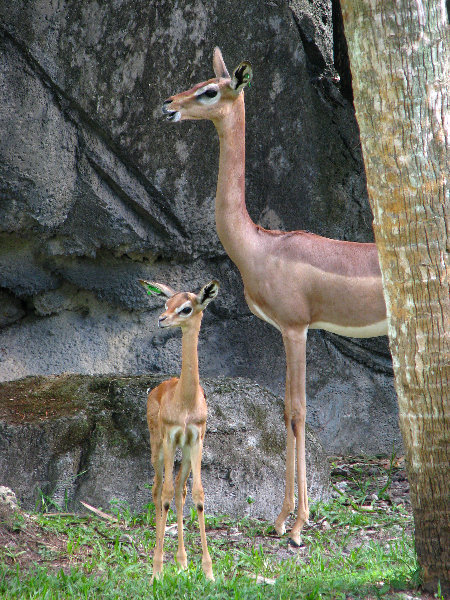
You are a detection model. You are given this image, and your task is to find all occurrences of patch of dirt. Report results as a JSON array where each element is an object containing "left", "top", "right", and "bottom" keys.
[
  {"left": 204, "top": 455, "right": 414, "bottom": 562},
  {"left": 329, "top": 455, "right": 411, "bottom": 507},
  {"left": 0, "top": 511, "right": 80, "bottom": 572}
]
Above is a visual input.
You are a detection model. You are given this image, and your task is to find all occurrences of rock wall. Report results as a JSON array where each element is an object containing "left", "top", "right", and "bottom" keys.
[
  {"left": 0, "top": 374, "right": 330, "bottom": 518},
  {"left": 0, "top": 0, "right": 400, "bottom": 454}
]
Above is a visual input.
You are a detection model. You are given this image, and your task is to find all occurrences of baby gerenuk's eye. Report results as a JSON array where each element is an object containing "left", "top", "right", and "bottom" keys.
[
  {"left": 202, "top": 89, "right": 217, "bottom": 98},
  {"left": 180, "top": 306, "right": 192, "bottom": 315}
]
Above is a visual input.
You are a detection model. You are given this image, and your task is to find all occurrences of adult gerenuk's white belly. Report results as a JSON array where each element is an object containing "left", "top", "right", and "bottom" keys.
[
  {"left": 248, "top": 298, "right": 388, "bottom": 338},
  {"left": 248, "top": 301, "right": 282, "bottom": 332},
  {"left": 309, "top": 319, "right": 388, "bottom": 338}
]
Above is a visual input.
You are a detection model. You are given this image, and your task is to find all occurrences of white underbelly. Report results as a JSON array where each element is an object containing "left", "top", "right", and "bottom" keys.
[
  {"left": 309, "top": 319, "right": 388, "bottom": 338},
  {"left": 248, "top": 301, "right": 281, "bottom": 332},
  {"left": 248, "top": 296, "right": 387, "bottom": 338}
]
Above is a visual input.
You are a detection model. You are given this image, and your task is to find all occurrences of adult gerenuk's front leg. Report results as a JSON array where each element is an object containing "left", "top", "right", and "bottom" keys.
[
  {"left": 274, "top": 352, "right": 296, "bottom": 537},
  {"left": 281, "top": 328, "right": 309, "bottom": 547}
]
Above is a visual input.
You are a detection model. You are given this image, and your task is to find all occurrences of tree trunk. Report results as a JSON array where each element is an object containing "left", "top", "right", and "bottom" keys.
[{"left": 339, "top": 0, "right": 449, "bottom": 593}]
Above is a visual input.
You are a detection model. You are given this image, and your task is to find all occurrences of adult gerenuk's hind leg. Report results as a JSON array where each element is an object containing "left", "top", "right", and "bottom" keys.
[{"left": 281, "top": 328, "right": 309, "bottom": 548}]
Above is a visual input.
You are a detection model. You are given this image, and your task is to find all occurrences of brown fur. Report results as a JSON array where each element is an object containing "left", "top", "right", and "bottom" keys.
[
  {"left": 143, "top": 282, "right": 217, "bottom": 581},
  {"left": 163, "top": 48, "right": 387, "bottom": 546}
]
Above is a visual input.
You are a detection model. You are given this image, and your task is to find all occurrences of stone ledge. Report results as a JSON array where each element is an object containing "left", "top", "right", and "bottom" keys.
[{"left": 0, "top": 374, "right": 330, "bottom": 520}]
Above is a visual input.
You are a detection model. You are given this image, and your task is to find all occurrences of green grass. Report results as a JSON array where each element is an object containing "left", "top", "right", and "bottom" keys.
[{"left": 0, "top": 489, "right": 419, "bottom": 600}]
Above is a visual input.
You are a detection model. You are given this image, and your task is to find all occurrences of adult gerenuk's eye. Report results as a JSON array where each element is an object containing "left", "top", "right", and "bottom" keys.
[
  {"left": 203, "top": 89, "right": 217, "bottom": 98},
  {"left": 180, "top": 306, "right": 192, "bottom": 315}
]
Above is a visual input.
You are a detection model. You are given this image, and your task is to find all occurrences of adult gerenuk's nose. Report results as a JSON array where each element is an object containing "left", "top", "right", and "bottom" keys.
[{"left": 158, "top": 316, "right": 167, "bottom": 327}]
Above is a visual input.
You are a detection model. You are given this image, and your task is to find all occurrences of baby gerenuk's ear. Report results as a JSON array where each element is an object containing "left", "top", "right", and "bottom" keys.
[
  {"left": 196, "top": 280, "right": 220, "bottom": 309},
  {"left": 212, "top": 47, "right": 230, "bottom": 79},
  {"left": 138, "top": 279, "right": 176, "bottom": 298},
  {"left": 229, "top": 61, "right": 252, "bottom": 93}
]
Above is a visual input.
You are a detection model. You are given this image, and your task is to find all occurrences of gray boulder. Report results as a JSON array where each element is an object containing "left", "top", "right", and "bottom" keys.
[
  {"left": 0, "top": 1, "right": 399, "bottom": 454},
  {"left": 0, "top": 374, "right": 330, "bottom": 520}
]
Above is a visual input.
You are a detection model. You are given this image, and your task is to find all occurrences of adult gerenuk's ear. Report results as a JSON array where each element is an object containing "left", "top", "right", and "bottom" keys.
[
  {"left": 212, "top": 47, "right": 230, "bottom": 79},
  {"left": 230, "top": 61, "right": 252, "bottom": 93},
  {"left": 197, "top": 280, "right": 220, "bottom": 309},
  {"left": 138, "top": 279, "right": 176, "bottom": 298}
]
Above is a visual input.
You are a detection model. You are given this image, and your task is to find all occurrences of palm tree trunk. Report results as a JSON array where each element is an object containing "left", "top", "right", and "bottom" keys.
[{"left": 339, "top": 0, "right": 449, "bottom": 592}]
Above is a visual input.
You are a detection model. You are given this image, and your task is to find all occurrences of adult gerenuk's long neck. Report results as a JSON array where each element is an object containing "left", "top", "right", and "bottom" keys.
[
  {"left": 213, "top": 93, "right": 256, "bottom": 266},
  {"left": 178, "top": 316, "right": 202, "bottom": 403}
]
